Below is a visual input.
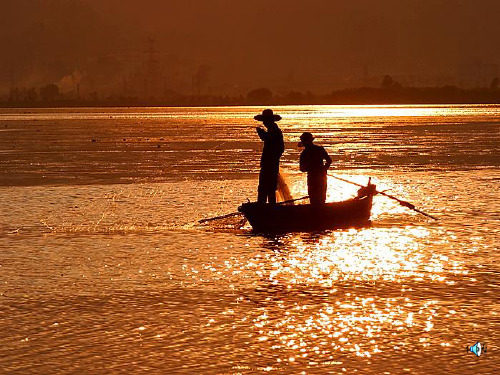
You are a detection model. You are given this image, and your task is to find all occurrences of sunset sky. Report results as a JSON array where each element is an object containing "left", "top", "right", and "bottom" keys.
[{"left": 2, "top": 0, "right": 500, "bottom": 96}]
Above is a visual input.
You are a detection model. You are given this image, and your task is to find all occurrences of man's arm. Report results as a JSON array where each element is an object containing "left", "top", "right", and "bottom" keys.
[
  {"left": 299, "top": 152, "right": 308, "bottom": 172},
  {"left": 256, "top": 127, "right": 268, "bottom": 141},
  {"left": 323, "top": 147, "right": 332, "bottom": 170}
]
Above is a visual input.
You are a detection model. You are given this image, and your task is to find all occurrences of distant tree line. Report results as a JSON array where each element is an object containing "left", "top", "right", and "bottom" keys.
[{"left": 2, "top": 76, "right": 500, "bottom": 107}]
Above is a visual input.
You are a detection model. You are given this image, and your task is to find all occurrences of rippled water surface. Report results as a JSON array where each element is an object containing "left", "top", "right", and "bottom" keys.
[{"left": 0, "top": 105, "right": 499, "bottom": 374}]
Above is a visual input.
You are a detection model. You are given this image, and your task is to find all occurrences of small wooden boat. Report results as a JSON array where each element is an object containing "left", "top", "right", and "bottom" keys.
[{"left": 238, "top": 183, "right": 377, "bottom": 233}]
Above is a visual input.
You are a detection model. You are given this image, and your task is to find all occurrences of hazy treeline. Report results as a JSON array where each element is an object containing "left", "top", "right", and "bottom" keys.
[{"left": 2, "top": 82, "right": 500, "bottom": 107}]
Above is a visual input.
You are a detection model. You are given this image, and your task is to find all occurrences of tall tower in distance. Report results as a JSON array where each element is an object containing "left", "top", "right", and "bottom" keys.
[{"left": 144, "top": 37, "right": 163, "bottom": 100}]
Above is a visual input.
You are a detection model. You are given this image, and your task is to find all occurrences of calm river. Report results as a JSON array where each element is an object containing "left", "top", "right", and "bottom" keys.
[{"left": 0, "top": 105, "right": 499, "bottom": 374}]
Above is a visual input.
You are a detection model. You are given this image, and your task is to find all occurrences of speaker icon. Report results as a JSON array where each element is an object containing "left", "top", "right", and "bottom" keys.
[{"left": 467, "top": 342, "right": 486, "bottom": 357}]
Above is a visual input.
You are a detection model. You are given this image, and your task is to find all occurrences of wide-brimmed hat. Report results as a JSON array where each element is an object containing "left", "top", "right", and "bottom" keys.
[
  {"left": 254, "top": 109, "right": 282, "bottom": 122},
  {"left": 298, "top": 132, "right": 314, "bottom": 147}
]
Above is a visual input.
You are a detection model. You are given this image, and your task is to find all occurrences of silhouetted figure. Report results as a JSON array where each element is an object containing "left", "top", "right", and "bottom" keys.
[
  {"left": 299, "top": 132, "right": 332, "bottom": 205},
  {"left": 254, "top": 109, "right": 285, "bottom": 204}
]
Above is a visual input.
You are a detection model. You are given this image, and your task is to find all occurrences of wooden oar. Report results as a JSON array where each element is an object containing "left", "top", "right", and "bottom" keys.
[
  {"left": 327, "top": 174, "right": 438, "bottom": 220},
  {"left": 198, "top": 211, "right": 242, "bottom": 224},
  {"left": 198, "top": 195, "right": 310, "bottom": 224},
  {"left": 278, "top": 195, "right": 310, "bottom": 205}
]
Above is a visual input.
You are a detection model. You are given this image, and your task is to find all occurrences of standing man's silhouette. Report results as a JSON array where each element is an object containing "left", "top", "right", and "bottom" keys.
[
  {"left": 299, "top": 132, "right": 332, "bottom": 205},
  {"left": 254, "top": 109, "right": 285, "bottom": 204}
]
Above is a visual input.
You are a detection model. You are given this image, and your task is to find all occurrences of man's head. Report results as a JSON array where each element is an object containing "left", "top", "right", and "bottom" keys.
[
  {"left": 298, "top": 132, "right": 314, "bottom": 148},
  {"left": 254, "top": 109, "right": 282, "bottom": 128}
]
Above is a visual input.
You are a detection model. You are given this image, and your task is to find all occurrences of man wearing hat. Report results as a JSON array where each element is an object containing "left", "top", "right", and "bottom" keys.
[
  {"left": 254, "top": 109, "right": 285, "bottom": 204},
  {"left": 299, "top": 132, "right": 332, "bottom": 205}
]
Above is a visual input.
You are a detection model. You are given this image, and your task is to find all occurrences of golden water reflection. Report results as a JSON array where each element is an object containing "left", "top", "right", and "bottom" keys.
[
  {"left": 264, "top": 228, "right": 458, "bottom": 286},
  {"left": 281, "top": 104, "right": 500, "bottom": 121},
  {"left": 205, "top": 227, "right": 469, "bottom": 367}
]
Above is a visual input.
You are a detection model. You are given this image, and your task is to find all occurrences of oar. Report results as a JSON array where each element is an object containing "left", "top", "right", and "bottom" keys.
[
  {"left": 198, "top": 195, "right": 310, "bottom": 224},
  {"left": 198, "top": 211, "right": 242, "bottom": 224},
  {"left": 278, "top": 195, "right": 310, "bottom": 205},
  {"left": 328, "top": 173, "right": 438, "bottom": 220}
]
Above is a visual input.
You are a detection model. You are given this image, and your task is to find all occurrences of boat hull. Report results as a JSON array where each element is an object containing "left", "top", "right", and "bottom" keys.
[{"left": 238, "top": 195, "right": 373, "bottom": 233}]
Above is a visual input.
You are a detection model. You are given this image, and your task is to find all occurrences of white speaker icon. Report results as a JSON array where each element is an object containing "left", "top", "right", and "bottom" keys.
[{"left": 467, "top": 342, "right": 486, "bottom": 357}]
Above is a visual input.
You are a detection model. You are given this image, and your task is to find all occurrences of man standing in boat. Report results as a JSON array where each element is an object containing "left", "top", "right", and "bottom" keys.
[
  {"left": 299, "top": 132, "right": 332, "bottom": 205},
  {"left": 254, "top": 109, "right": 285, "bottom": 204}
]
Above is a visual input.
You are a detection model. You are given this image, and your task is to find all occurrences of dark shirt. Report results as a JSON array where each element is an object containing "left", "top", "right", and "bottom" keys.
[
  {"left": 300, "top": 144, "right": 332, "bottom": 175},
  {"left": 257, "top": 124, "right": 284, "bottom": 161}
]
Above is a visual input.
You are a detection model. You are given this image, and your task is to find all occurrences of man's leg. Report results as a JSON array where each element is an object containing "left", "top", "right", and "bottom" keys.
[
  {"left": 309, "top": 174, "right": 327, "bottom": 205},
  {"left": 258, "top": 165, "right": 269, "bottom": 203},
  {"left": 267, "top": 190, "right": 276, "bottom": 205},
  {"left": 308, "top": 183, "right": 319, "bottom": 205},
  {"left": 308, "top": 174, "right": 320, "bottom": 205},
  {"left": 319, "top": 175, "right": 327, "bottom": 204},
  {"left": 268, "top": 160, "right": 279, "bottom": 205},
  {"left": 257, "top": 185, "right": 267, "bottom": 203}
]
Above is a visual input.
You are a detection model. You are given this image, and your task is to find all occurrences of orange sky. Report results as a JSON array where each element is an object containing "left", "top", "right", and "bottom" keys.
[{"left": 1, "top": 0, "right": 500, "bottom": 95}]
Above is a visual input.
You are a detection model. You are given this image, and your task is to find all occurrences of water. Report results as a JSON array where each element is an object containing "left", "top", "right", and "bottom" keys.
[{"left": 0, "top": 105, "right": 499, "bottom": 374}]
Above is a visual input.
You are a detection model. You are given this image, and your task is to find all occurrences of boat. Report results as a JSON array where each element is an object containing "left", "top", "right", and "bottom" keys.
[{"left": 238, "top": 183, "right": 377, "bottom": 233}]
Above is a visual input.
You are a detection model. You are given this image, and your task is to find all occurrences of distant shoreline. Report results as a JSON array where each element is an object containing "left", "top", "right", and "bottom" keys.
[{"left": 2, "top": 86, "right": 500, "bottom": 108}]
